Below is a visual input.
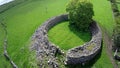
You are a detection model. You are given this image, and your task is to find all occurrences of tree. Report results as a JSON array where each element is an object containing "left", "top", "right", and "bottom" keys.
[
  {"left": 66, "top": 0, "right": 94, "bottom": 31},
  {"left": 113, "top": 16, "right": 120, "bottom": 51},
  {"left": 113, "top": 26, "right": 120, "bottom": 47}
]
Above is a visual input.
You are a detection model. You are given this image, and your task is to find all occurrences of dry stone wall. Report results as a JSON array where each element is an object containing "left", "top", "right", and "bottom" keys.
[
  {"left": 31, "top": 14, "right": 68, "bottom": 68},
  {"left": 31, "top": 14, "right": 102, "bottom": 67},
  {"left": 65, "top": 22, "right": 102, "bottom": 65}
]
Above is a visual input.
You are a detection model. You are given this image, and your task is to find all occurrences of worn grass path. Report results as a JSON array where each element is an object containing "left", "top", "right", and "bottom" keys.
[{"left": 102, "top": 28, "right": 118, "bottom": 68}]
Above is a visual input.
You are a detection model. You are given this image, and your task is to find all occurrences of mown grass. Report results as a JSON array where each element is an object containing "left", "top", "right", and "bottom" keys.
[
  {"left": 0, "top": 0, "right": 69, "bottom": 67},
  {"left": 91, "top": 0, "right": 115, "bottom": 36},
  {"left": 48, "top": 22, "right": 91, "bottom": 50},
  {"left": 0, "top": 0, "right": 116, "bottom": 68}
]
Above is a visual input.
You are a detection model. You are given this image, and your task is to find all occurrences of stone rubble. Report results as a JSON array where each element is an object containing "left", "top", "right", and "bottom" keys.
[
  {"left": 31, "top": 14, "right": 102, "bottom": 67},
  {"left": 31, "top": 14, "right": 68, "bottom": 68}
]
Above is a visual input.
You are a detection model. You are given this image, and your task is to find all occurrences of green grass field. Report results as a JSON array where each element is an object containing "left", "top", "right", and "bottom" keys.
[
  {"left": 0, "top": 0, "right": 116, "bottom": 68},
  {"left": 0, "top": 0, "right": 69, "bottom": 67},
  {"left": 91, "top": 0, "right": 115, "bottom": 36}
]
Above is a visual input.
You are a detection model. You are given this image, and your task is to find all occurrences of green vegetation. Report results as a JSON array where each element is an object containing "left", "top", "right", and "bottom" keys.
[
  {"left": 116, "top": 0, "right": 120, "bottom": 11},
  {"left": 0, "top": 0, "right": 69, "bottom": 67},
  {"left": 112, "top": 0, "right": 120, "bottom": 47},
  {"left": 0, "top": 0, "right": 116, "bottom": 68},
  {"left": 0, "top": 0, "right": 28, "bottom": 13},
  {"left": 91, "top": 0, "right": 115, "bottom": 36},
  {"left": 0, "top": 20, "right": 7, "bottom": 68},
  {"left": 66, "top": 0, "right": 94, "bottom": 31},
  {"left": 48, "top": 22, "right": 91, "bottom": 50},
  {"left": 86, "top": 43, "right": 96, "bottom": 51},
  {"left": 111, "top": 0, "right": 120, "bottom": 67},
  {"left": 113, "top": 24, "right": 120, "bottom": 47},
  {"left": 88, "top": 0, "right": 115, "bottom": 67}
]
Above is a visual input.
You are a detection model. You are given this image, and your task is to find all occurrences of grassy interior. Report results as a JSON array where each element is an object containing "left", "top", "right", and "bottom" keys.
[{"left": 48, "top": 21, "right": 91, "bottom": 50}]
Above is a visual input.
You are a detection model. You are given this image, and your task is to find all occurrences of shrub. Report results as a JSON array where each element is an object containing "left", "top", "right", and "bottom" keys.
[
  {"left": 66, "top": 0, "right": 94, "bottom": 31},
  {"left": 113, "top": 16, "right": 120, "bottom": 48},
  {"left": 113, "top": 27, "right": 120, "bottom": 47},
  {"left": 112, "top": 3, "right": 119, "bottom": 13}
]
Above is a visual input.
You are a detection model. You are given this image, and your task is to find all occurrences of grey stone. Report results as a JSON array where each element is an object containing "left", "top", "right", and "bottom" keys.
[{"left": 30, "top": 14, "right": 102, "bottom": 67}]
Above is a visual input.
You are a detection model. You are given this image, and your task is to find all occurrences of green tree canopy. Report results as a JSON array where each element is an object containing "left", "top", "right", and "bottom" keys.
[
  {"left": 114, "top": 26, "right": 120, "bottom": 47},
  {"left": 66, "top": 0, "right": 94, "bottom": 31}
]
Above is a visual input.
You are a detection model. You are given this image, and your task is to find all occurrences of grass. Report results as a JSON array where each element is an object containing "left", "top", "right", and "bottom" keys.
[
  {"left": 91, "top": 0, "right": 115, "bottom": 37},
  {"left": 116, "top": 0, "right": 120, "bottom": 11},
  {"left": 0, "top": 0, "right": 27, "bottom": 13},
  {"left": 48, "top": 22, "right": 91, "bottom": 50},
  {"left": 89, "top": 42, "right": 114, "bottom": 68},
  {"left": 90, "top": 0, "right": 115, "bottom": 68},
  {"left": 0, "top": 0, "right": 116, "bottom": 68},
  {"left": 0, "top": 0, "right": 69, "bottom": 67},
  {"left": 0, "top": 22, "right": 9, "bottom": 68}
]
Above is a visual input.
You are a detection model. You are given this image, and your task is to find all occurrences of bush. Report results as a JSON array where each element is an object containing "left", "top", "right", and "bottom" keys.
[
  {"left": 113, "top": 16, "right": 120, "bottom": 47},
  {"left": 113, "top": 27, "right": 120, "bottom": 47},
  {"left": 109, "top": 0, "right": 116, "bottom": 3},
  {"left": 113, "top": 16, "right": 120, "bottom": 49},
  {"left": 66, "top": 0, "right": 94, "bottom": 31},
  {"left": 112, "top": 3, "right": 119, "bottom": 13}
]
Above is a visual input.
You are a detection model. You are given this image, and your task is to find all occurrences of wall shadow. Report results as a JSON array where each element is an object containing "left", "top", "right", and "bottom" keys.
[
  {"left": 63, "top": 23, "right": 103, "bottom": 68},
  {"left": 65, "top": 40, "right": 103, "bottom": 68}
]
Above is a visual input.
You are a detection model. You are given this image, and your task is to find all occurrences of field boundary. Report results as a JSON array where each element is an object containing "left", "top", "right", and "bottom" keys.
[{"left": 0, "top": 21, "right": 18, "bottom": 68}]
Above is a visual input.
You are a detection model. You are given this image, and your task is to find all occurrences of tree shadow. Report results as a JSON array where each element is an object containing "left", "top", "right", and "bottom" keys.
[
  {"left": 65, "top": 40, "right": 103, "bottom": 68},
  {"left": 68, "top": 24, "right": 92, "bottom": 43},
  {"left": 64, "top": 24, "right": 103, "bottom": 68}
]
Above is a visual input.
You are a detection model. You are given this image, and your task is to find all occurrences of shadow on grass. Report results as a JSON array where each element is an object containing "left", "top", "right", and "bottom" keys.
[
  {"left": 66, "top": 24, "right": 102, "bottom": 68},
  {"left": 68, "top": 24, "right": 91, "bottom": 43},
  {"left": 116, "top": 2, "right": 120, "bottom": 4},
  {"left": 65, "top": 40, "right": 103, "bottom": 68}
]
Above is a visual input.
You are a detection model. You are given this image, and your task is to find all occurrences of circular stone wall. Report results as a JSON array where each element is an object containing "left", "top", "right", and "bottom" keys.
[{"left": 31, "top": 14, "right": 102, "bottom": 67}]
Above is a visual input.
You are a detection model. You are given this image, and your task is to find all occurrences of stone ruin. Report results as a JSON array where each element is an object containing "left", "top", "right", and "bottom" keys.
[
  {"left": 31, "top": 14, "right": 102, "bottom": 68},
  {"left": 31, "top": 14, "right": 68, "bottom": 68},
  {"left": 65, "top": 21, "right": 102, "bottom": 65}
]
